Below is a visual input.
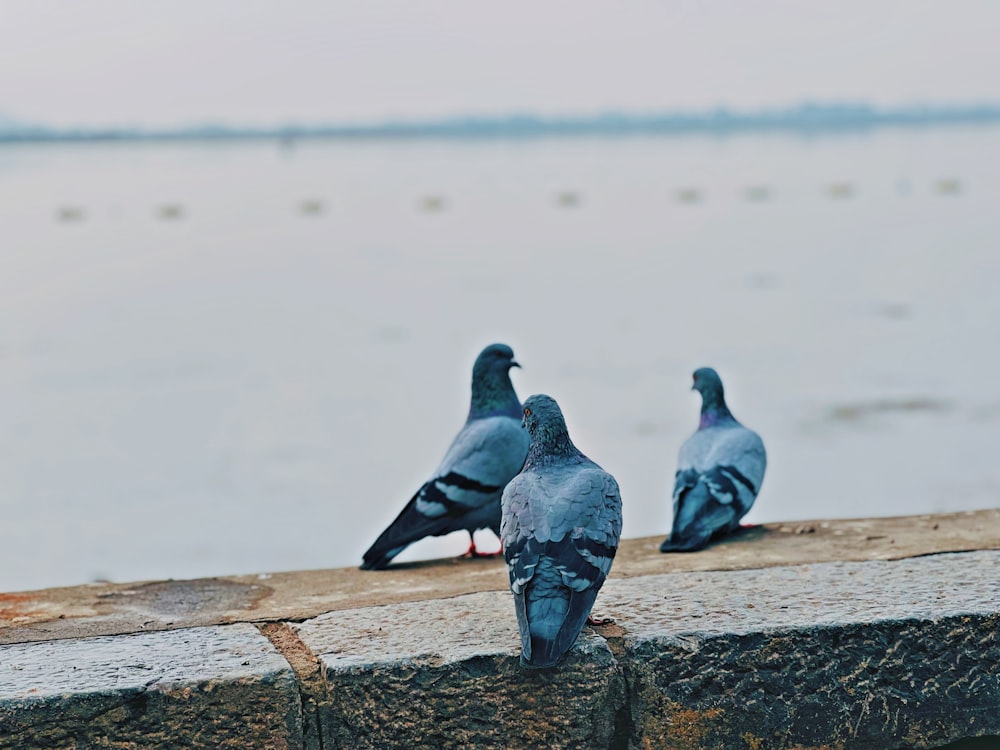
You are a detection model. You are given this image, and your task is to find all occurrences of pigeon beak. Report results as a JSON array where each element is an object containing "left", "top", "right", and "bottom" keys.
[{"left": 510, "top": 360, "right": 521, "bottom": 369}]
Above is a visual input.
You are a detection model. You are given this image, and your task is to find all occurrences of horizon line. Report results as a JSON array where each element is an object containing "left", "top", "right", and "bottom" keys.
[{"left": 2, "top": 100, "right": 1000, "bottom": 144}]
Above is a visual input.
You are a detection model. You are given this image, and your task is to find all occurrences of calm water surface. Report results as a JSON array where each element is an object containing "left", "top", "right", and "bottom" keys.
[{"left": 1, "top": 127, "right": 998, "bottom": 591}]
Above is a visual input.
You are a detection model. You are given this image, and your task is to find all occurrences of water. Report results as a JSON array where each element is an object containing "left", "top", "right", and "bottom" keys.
[{"left": 1, "top": 127, "right": 998, "bottom": 592}]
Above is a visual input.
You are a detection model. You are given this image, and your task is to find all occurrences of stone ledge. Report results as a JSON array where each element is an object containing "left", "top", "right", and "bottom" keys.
[
  {"left": 285, "top": 551, "right": 999, "bottom": 750},
  {"left": 0, "top": 623, "right": 303, "bottom": 750},
  {"left": 3, "top": 509, "right": 996, "bottom": 646},
  {"left": 1, "top": 513, "right": 998, "bottom": 749},
  {"left": 295, "top": 591, "right": 626, "bottom": 749},
  {"left": 605, "top": 552, "right": 1000, "bottom": 750}
]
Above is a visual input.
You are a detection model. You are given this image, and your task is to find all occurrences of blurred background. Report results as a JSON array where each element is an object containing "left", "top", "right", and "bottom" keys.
[{"left": 1, "top": 1, "right": 999, "bottom": 592}]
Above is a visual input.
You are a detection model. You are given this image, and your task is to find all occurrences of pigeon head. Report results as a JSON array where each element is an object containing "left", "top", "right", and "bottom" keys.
[
  {"left": 473, "top": 343, "right": 519, "bottom": 378},
  {"left": 522, "top": 394, "right": 578, "bottom": 461},
  {"left": 521, "top": 394, "right": 563, "bottom": 435},
  {"left": 692, "top": 367, "right": 723, "bottom": 396},
  {"left": 469, "top": 343, "right": 522, "bottom": 419},
  {"left": 691, "top": 367, "right": 732, "bottom": 426}
]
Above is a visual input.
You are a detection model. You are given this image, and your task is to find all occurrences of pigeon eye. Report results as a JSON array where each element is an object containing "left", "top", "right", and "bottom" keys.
[{"left": 524, "top": 407, "right": 532, "bottom": 417}]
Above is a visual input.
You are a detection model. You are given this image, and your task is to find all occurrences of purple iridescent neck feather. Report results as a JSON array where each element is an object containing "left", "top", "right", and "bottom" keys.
[{"left": 698, "top": 385, "right": 735, "bottom": 429}]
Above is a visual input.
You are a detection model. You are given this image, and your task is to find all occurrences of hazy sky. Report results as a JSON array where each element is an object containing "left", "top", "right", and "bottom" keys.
[{"left": 2, "top": 0, "right": 999, "bottom": 127}]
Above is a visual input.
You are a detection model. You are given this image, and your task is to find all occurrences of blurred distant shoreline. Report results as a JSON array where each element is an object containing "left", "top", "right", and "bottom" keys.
[{"left": 2, "top": 101, "right": 1000, "bottom": 145}]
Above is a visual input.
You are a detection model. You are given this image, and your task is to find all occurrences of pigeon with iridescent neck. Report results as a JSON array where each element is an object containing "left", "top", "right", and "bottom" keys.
[
  {"left": 361, "top": 344, "right": 528, "bottom": 570},
  {"left": 501, "top": 394, "right": 622, "bottom": 668},
  {"left": 660, "top": 367, "right": 766, "bottom": 553}
]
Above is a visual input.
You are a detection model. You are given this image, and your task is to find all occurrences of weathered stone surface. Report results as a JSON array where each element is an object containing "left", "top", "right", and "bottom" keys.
[
  {"left": 4, "top": 509, "right": 997, "bottom": 646},
  {"left": 0, "top": 623, "right": 303, "bottom": 749},
  {"left": 295, "top": 591, "right": 627, "bottom": 750},
  {"left": 626, "top": 616, "right": 999, "bottom": 750},
  {"left": 600, "top": 551, "right": 1000, "bottom": 749},
  {"left": 288, "top": 550, "right": 1000, "bottom": 750},
  {"left": 1, "top": 522, "right": 998, "bottom": 749}
]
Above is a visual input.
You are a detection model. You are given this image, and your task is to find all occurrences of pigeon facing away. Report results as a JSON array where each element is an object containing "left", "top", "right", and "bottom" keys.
[
  {"left": 361, "top": 344, "right": 529, "bottom": 570},
  {"left": 661, "top": 367, "right": 766, "bottom": 553},
  {"left": 501, "top": 394, "right": 622, "bottom": 668}
]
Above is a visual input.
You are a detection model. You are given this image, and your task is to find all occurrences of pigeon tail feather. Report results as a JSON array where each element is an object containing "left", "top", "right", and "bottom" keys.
[
  {"left": 517, "top": 558, "right": 600, "bottom": 668},
  {"left": 360, "top": 482, "right": 489, "bottom": 570},
  {"left": 661, "top": 481, "right": 739, "bottom": 552}
]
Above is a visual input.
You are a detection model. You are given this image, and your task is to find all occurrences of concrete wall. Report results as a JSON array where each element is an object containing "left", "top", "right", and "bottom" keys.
[{"left": 1, "top": 511, "right": 998, "bottom": 749}]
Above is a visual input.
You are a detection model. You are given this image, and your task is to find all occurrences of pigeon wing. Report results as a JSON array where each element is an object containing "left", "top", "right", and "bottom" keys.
[
  {"left": 502, "top": 464, "right": 621, "bottom": 667},
  {"left": 362, "top": 415, "right": 528, "bottom": 570},
  {"left": 663, "top": 426, "right": 766, "bottom": 552},
  {"left": 698, "top": 426, "right": 766, "bottom": 514},
  {"left": 425, "top": 416, "right": 529, "bottom": 514}
]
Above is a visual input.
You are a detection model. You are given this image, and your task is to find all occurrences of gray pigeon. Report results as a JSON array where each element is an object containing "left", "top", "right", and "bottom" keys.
[
  {"left": 361, "top": 344, "right": 529, "bottom": 570},
  {"left": 501, "top": 394, "right": 622, "bottom": 668},
  {"left": 660, "top": 367, "right": 766, "bottom": 553}
]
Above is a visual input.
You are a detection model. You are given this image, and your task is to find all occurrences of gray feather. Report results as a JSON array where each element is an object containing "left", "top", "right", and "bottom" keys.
[
  {"left": 662, "top": 367, "right": 766, "bottom": 553},
  {"left": 501, "top": 394, "right": 622, "bottom": 668},
  {"left": 361, "top": 344, "right": 528, "bottom": 570}
]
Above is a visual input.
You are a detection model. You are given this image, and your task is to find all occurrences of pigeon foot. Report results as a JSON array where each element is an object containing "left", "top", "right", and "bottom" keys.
[
  {"left": 587, "top": 615, "right": 614, "bottom": 626},
  {"left": 461, "top": 537, "right": 503, "bottom": 559}
]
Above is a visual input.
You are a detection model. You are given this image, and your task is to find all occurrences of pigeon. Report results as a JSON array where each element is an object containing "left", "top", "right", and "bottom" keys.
[
  {"left": 360, "top": 344, "right": 529, "bottom": 570},
  {"left": 660, "top": 367, "right": 766, "bottom": 553},
  {"left": 501, "top": 394, "right": 622, "bottom": 668}
]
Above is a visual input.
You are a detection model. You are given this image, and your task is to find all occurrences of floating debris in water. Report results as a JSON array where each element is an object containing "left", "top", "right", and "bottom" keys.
[
  {"left": 633, "top": 421, "right": 660, "bottom": 437},
  {"left": 827, "top": 183, "right": 854, "bottom": 199},
  {"left": 936, "top": 178, "right": 961, "bottom": 195},
  {"left": 419, "top": 196, "right": 446, "bottom": 212},
  {"left": 828, "top": 398, "right": 952, "bottom": 422},
  {"left": 56, "top": 207, "right": 84, "bottom": 222},
  {"left": 371, "top": 325, "right": 410, "bottom": 343},
  {"left": 744, "top": 185, "right": 771, "bottom": 201},
  {"left": 555, "top": 191, "right": 581, "bottom": 207},
  {"left": 676, "top": 188, "right": 702, "bottom": 204},
  {"left": 299, "top": 199, "right": 324, "bottom": 215},
  {"left": 747, "top": 272, "right": 778, "bottom": 289},
  {"left": 158, "top": 204, "right": 184, "bottom": 220},
  {"left": 875, "top": 302, "right": 911, "bottom": 320}
]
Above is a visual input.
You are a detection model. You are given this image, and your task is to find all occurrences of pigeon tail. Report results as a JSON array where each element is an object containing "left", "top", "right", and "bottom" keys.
[
  {"left": 361, "top": 518, "right": 414, "bottom": 569},
  {"left": 660, "top": 481, "right": 739, "bottom": 553},
  {"left": 361, "top": 490, "right": 439, "bottom": 570},
  {"left": 359, "top": 545, "right": 406, "bottom": 571},
  {"left": 659, "top": 532, "right": 713, "bottom": 553},
  {"left": 361, "top": 481, "right": 491, "bottom": 570},
  {"left": 516, "top": 559, "right": 598, "bottom": 668}
]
